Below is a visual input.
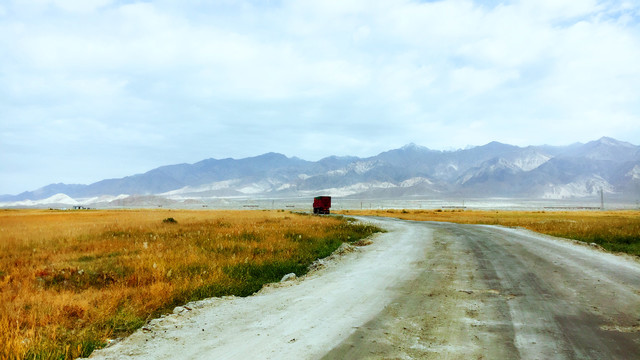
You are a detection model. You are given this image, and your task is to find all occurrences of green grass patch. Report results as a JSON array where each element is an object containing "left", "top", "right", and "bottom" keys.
[
  {"left": 553, "top": 233, "right": 640, "bottom": 256},
  {"left": 223, "top": 260, "right": 308, "bottom": 296}
]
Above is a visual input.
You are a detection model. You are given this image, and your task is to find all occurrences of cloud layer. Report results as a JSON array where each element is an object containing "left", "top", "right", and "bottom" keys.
[{"left": 1, "top": 0, "right": 639, "bottom": 194}]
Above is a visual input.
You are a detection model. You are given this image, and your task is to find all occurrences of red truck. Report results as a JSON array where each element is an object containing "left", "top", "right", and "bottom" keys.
[{"left": 313, "top": 196, "right": 331, "bottom": 214}]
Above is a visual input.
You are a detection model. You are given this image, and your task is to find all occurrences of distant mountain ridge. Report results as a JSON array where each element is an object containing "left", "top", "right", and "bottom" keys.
[{"left": 2, "top": 137, "right": 639, "bottom": 206}]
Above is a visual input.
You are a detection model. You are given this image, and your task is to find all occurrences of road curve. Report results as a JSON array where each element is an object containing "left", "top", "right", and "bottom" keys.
[
  {"left": 325, "top": 219, "right": 640, "bottom": 359},
  {"left": 89, "top": 217, "right": 640, "bottom": 359}
]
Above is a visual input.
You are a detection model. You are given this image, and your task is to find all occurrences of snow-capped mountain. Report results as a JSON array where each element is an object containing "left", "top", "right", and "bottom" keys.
[{"left": 1, "top": 137, "right": 639, "bottom": 207}]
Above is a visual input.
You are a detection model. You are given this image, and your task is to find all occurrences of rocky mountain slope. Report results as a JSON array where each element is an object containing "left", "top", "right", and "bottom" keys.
[{"left": 2, "top": 137, "right": 639, "bottom": 206}]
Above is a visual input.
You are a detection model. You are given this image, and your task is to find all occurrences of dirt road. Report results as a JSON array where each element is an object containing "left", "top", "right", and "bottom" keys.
[{"left": 90, "top": 217, "right": 640, "bottom": 359}]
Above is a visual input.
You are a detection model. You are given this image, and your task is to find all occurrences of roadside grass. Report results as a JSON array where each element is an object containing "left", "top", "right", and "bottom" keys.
[
  {"left": 0, "top": 209, "right": 381, "bottom": 360},
  {"left": 340, "top": 209, "right": 640, "bottom": 257}
]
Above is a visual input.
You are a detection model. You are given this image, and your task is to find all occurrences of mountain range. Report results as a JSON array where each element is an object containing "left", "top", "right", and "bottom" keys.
[{"left": 2, "top": 137, "right": 639, "bottom": 207}]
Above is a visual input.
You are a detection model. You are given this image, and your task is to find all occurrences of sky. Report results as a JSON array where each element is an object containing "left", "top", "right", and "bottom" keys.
[{"left": 1, "top": 0, "right": 640, "bottom": 195}]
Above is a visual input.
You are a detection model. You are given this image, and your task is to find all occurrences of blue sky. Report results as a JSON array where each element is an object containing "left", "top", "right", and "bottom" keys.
[{"left": 1, "top": 0, "right": 639, "bottom": 194}]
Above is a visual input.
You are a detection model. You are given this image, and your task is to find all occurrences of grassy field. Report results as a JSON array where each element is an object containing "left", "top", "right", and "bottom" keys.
[
  {"left": 340, "top": 209, "right": 640, "bottom": 257},
  {"left": 0, "top": 209, "right": 381, "bottom": 360}
]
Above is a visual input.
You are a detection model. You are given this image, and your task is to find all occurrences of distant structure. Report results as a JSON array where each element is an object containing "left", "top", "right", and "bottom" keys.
[{"left": 313, "top": 196, "right": 331, "bottom": 214}]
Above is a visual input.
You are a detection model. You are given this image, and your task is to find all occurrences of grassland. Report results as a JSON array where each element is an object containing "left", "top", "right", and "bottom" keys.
[
  {"left": 0, "top": 209, "right": 381, "bottom": 360},
  {"left": 340, "top": 209, "right": 640, "bottom": 257}
]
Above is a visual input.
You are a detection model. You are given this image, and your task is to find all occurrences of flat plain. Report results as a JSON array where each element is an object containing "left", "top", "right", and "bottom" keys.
[
  {"left": 0, "top": 209, "right": 379, "bottom": 359},
  {"left": 2, "top": 208, "right": 638, "bottom": 359}
]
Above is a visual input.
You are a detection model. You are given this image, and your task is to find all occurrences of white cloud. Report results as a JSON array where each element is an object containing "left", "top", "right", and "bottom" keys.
[
  {"left": 50, "top": 0, "right": 113, "bottom": 13},
  {"left": 11, "top": 0, "right": 113, "bottom": 14},
  {"left": 518, "top": 0, "right": 600, "bottom": 21},
  {"left": 385, "top": 0, "right": 482, "bottom": 45},
  {"left": 1, "top": 0, "right": 640, "bottom": 194},
  {"left": 450, "top": 66, "right": 520, "bottom": 95},
  {"left": 538, "top": 19, "right": 640, "bottom": 119}
]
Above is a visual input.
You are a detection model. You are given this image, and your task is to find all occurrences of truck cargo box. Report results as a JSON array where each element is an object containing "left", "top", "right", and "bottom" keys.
[{"left": 313, "top": 196, "right": 331, "bottom": 214}]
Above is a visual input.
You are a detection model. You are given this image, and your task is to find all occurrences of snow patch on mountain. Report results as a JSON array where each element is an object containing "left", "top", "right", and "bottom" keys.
[
  {"left": 598, "top": 136, "right": 635, "bottom": 148},
  {"left": 327, "top": 169, "right": 347, "bottom": 176},
  {"left": 161, "top": 180, "right": 241, "bottom": 196},
  {"left": 494, "top": 158, "right": 521, "bottom": 171},
  {"left": 314, "top": 181, "right": 396, "bottom": 197},
  {"left": 237, "top": 179, "right": 282, "bottom": 194},
  {"left": 457, "top": 158, "right": 520, "bottom": 185},
  {"left": 511, "top": 153, "right": 551, "bottom": 171},
  {"left": 577, "top": 137, "right": 638, "bottom": 161},
  {"left": 0, "top": 193, "right": 136, "bottom": 208},
  {"left": 352, "top": 161, "right": 380, "bottom": 174},
  {"left": 0, "top": 193, "right": 79, "bottom": 207},
  {"left": 78, "top": 194, "right": 130, "bottom": 204},
  {"left": 626, "top": 165, "right": 640, "bottom": 181},
  {"left": 327, "top": 160, "right": 382, "bottom": 176},
  {"left": 400, "top": 177, "right": 433, "bottom": 187},
  {"left": 542, "top": 176, "right": 614, "bottom": 199}
]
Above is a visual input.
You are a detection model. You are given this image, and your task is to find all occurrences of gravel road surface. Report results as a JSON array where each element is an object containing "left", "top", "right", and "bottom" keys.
[{"left": 90, "top": 217, "right": 640, "bottom": 359}]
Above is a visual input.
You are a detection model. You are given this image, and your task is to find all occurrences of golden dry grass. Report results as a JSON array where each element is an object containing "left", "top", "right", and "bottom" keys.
[
  {"left": 0, "top": 209, "right": 380, "bottom": 359},
  {"left": 340, "top": 209, "right": 640, "bottom": 256}
]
